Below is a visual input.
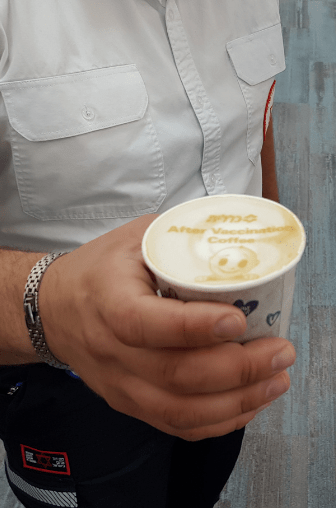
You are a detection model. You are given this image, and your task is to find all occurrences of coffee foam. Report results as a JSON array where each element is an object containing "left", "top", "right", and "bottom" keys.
[{"left": 143, "top": 195, "right": 306, "bottom": 290}]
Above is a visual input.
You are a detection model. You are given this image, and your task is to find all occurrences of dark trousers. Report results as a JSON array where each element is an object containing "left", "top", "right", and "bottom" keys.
[
  {"left": 166, "top": 428, "right": 245, "bottom": 508},
  {"left": 1, "top": 365, "right": 244, "bottom": 508}
]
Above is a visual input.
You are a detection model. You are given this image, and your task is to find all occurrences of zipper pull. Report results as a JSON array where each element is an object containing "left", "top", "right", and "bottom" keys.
[{"left": 7, "top": 382, "right": 23, "bottom": 396}]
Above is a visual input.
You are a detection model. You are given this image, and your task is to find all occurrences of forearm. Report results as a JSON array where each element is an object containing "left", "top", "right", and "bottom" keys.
[
  {"left": 0, "top": 248, "right": 46, "bottom": 365},
  {"left": 261, "top": 115, "right": 280, "bottom": 203}
]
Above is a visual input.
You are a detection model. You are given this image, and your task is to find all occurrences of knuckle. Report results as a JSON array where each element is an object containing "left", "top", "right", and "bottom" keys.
[
  {"left": 239, "top": 390, "right": 255, "bottom": 416},
  {"left": 162, "top": 359, "right": 180, "bottom": 392},
  {"left": 162, "top": 402, "right": 199, "bottom": 431},
  {"left": 239, "top": 349, "right": 258, "bottom": 387},
  {"left": 80, "top": 324, "right": 115, "bottom": 364},
  {"left": 162, "top": 356, "right": 190, "bottom": 393},
  {"left": 177, "top": 304, "right": 199, "bottom": 348},
  {"left": 111, "top": 300, "right": 146, "bottom": 348}
]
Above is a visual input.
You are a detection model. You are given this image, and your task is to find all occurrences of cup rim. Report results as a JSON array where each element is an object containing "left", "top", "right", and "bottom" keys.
[{"left": 142, "top": 195, "right": 306, "bottom": 292}]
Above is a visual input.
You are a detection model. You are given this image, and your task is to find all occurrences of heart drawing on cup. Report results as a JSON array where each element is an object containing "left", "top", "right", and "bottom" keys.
[
  {"left": 267, "top": 311, "right": 281, "bottom": 326},
  {"left": 233, "top": 300, "right": 259, "bottom": 317}
]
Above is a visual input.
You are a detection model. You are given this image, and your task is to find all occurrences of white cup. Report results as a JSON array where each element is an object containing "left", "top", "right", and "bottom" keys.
[{"left": 142, "top": 195, "right": 306, "bottom": 343}]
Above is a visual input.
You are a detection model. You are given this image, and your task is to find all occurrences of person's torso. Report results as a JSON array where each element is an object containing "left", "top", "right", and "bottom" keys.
[{"left": 0, "top": 0, "right": 285, "bottom": 252}]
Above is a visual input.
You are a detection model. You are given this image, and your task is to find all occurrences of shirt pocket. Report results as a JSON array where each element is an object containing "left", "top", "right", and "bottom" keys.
[
  {"left": 0, "top": 65, "right": 166, "bottom": 220},
  {"left": 227, "top": 23, "right": 286, "bottom": 165}
]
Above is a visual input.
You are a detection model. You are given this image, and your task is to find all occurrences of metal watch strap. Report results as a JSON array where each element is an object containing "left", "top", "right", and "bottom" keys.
[{"left": 24, "top": 252, "right": 69, "bottom": 369}]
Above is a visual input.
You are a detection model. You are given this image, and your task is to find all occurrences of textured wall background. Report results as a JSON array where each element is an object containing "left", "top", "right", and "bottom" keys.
[{"left": 219, "top": 1, "right": 336, "bottom": 507}]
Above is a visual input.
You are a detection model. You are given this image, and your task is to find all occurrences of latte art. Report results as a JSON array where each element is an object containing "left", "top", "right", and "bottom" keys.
[{"left": 143, "top": 195, "right": 306, "bottom": 291}]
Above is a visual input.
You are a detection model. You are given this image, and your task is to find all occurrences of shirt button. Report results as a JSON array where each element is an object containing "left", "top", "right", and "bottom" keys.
[
  {"left": 210, "top": 175, "right": 216, "bottom": 186},
  {"left": 82, "top": 106, "right": 95, "bottom": 121},
  {"left": 197, "top": 95, "right": 204, "bottom": 107},
  {"left": 269, "top": 54, "right": 277, "bottom": 66},
  {"left": 167, "top": 9, "right": 174, "bottom": 21}
]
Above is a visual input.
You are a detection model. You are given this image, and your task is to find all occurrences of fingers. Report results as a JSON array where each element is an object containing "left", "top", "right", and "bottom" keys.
[
  {"left": 111, "top": 369, "right": 291, "bottom": 441},
  {"left": 109, "top": 284, "right": 247, "bottom": 349},
  {"left": 112, "top": 337, "right": 296, "bottom": 395},
  {"left": 138, "top": 295, "right": 247, "bottom": 348},
  {"left": 169, "top": 403, "right": 272, "bottom": 441}
]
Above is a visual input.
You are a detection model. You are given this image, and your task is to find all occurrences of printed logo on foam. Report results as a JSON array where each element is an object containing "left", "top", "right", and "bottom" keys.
[{"left": 147, "top": 197, "right": 302, "bottom": 288}]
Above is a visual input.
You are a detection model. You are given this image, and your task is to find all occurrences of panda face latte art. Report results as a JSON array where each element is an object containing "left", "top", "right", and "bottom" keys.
[{"left": 143, "top": 195, "right": 306, "bottom": 290}]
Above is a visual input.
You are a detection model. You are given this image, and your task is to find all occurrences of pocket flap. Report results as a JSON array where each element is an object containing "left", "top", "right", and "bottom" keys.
[
  {"left": 0, "top": 65, "right": 148, "bottom": 141},
  {"left": 226, "top": 23, "right": 286, "bottom": 86}
]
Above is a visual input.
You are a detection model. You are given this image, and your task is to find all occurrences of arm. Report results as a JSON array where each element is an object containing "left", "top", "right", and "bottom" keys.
[{"left": 261, "top": 115, "right": 280, "bottom": 203}]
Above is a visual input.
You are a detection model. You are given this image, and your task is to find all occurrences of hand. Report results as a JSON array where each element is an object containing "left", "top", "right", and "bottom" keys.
[{"left": 39, "top": 215, "right": 296, "bottom": 441}]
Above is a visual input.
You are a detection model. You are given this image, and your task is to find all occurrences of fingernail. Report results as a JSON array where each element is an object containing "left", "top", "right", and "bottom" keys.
[
  {"left": 272, "top": 346, "right": 296, "bottom": 372},
  {"left": 213, "top": 315, "right": 244, "bottom": 338},
  {"left": 266, "top": 377, "right": 290, "bottom": 401},
  {"left": 255, "top": 402, "right": 272, "bottom": 414}
]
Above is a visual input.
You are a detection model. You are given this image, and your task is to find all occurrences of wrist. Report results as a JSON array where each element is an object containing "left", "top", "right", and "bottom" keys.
[{"left": 24, "top": 252, "right": 70, "bottom": 369}]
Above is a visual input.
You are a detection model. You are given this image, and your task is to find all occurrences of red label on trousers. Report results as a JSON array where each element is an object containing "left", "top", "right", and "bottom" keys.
[{"left": 21, "top": 444, "right": 71, "bottom": 475}]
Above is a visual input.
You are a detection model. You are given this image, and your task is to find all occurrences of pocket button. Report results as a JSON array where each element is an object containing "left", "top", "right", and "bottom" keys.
[
  {"left": 269, "top": 54, "right": 277, "bottom": 66},
  {"left": 167, "top": 10, "right": 174, "bottom": 22},
  {"left": 82, "top": 106, "right": 95, "bottom": 121}
]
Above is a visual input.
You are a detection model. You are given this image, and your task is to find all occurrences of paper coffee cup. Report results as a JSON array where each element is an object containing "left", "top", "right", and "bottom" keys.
[{"left": 142, "top": 195, "right": 306, "bottom": 343}]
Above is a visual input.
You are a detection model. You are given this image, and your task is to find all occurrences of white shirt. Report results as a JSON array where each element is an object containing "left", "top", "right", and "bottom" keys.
[{"left": 0, "top": 0, "right": 285, "bottom": 252}]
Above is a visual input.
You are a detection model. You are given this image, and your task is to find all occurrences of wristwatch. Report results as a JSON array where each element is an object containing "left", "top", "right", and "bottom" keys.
[{"left": 23, "top": 252, "right": 70, "bottom": 369}]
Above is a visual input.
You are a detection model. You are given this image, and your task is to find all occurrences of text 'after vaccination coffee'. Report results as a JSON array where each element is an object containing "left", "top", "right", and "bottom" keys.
[{"left": 142, "top": 195, "right": 306, "bottom": 292}]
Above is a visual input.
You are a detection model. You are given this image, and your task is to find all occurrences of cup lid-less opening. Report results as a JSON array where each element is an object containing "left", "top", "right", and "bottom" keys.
[{"left": 142, "top": 195, "right": 306, "bottom": 292}]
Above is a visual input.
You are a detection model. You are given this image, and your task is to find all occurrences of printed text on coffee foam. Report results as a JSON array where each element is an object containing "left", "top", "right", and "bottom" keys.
[
  {"left": 167, "top": 226, "right": 294, "bottom": 235},
  {"left": 208, "top": 237, "right": 254, "bottom": 244},
  {"left": 206, "top": 214, "right": 258, "bottom": 223}
]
